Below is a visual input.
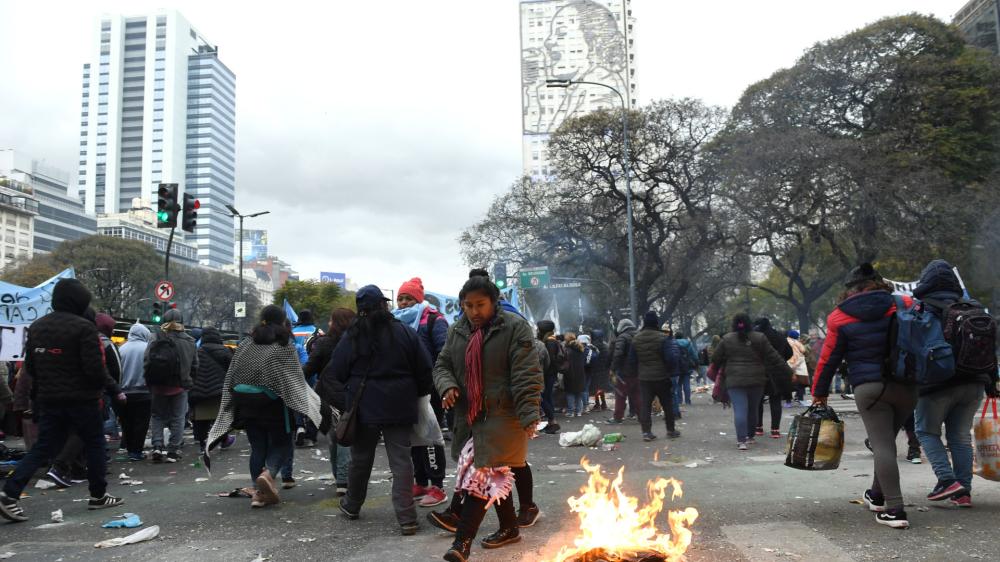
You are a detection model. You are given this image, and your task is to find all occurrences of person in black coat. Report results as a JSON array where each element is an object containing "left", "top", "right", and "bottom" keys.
[
  {"left": 190, "top": 327, "right": 234, "bottom": 452},
  {"left": 754, "top": 317, "right": 794, "bottom": 438},
  {"left": 312, "top": 307, "right": 356, "bottom": 493},
  {"left": 327, "top": 285, "right": 433, "bottom": 534}
]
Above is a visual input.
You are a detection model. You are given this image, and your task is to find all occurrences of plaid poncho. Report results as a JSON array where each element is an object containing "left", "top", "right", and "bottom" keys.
[{"left": 207, "top": 338, "right": 322, "bottom": 448}]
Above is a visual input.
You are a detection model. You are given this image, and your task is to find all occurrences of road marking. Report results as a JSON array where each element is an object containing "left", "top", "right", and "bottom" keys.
[{"left": 722, "top": 521, "right": 855, "bottom": 561}]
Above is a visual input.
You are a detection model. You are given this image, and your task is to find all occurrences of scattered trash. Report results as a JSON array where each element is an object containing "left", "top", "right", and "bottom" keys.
[
  {"left": 118, "top": 473, "right": 129, "bottom": 480},
  {"left": 917, "top": 506, "right": 930, "bottom": 512},
  {"left": 218, "top": 488, "right": 254, "bottom": 498},
  {"left": 684, "top": 462, "right": 699, "bottom": 468},
  {"left": 34, "top": 480, "right": 57, "bottom": 490},
  {"left": 119, "top": 480, "right": 144, "bottom": 486},
  {"left": 558, "top": 424, "right": 603, "bottom": 447},
  {"left": 602, "top": 433, "right": 625, "bottom": 443},
  {"left": 0, "top": 552, "right": 14, "bottom": 559},
  {"left": 195, "top": 478, "right": 209, "bottom": 482},
  {"left": 250, "top": 555, "right": 270, "bottom": 562},
  {"left": 600, "top": 443, "right": 620, "bottom": 452},
  {"left": 849, "top": 499, "right": 864, "bottom": 505},
  {"left": 133, "top": 489, "right": 148, "bottom": 494},
  {"left": 94, "top": 525, "right": 159, "bottom": 549},
  {"left": 719, "top": 432, "right": 727, "bottom": 436},
  {"left": 51, "top": 509, "right": 63, "bottom": 523},
  {"left": 34, "top": 522, "right": 69, "bottom": 530},
  {"left": 296, "top": 538, "right": 316, "bottom": 543},
  {"left": 299, "top": 469, "right": 314, "bottom": 475},
  {"left": 101, "top": 513, "right": 142, "bottom": 529},
  {"left": 795, "top": 496, "right": 805, "bottom": 499}
]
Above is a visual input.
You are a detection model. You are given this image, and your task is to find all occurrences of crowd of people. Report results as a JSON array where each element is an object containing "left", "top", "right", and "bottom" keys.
[{"left": 0, "top": 258, "right": 996, "bottom": 558}]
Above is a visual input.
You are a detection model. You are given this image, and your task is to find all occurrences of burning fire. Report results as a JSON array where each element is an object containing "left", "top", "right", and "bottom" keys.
[{"left": 544, "top": 458, "right": 699, "bottom": 562}]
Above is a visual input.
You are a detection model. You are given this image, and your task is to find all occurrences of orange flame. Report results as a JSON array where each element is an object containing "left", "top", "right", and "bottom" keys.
[{"left": 543, "top": 458, "right": 698, "bottom": 562}]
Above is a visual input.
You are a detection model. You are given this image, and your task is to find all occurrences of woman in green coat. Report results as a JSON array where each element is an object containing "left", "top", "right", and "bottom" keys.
[{"left": 426, "top": 271, "right": 542, "bottom": 562}]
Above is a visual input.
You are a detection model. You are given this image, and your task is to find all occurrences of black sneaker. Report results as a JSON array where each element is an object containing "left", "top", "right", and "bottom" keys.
[
  {"left": 165, "top": 451, "right": 181, "bottom": 463},
  {"left": 282, "top": 477, "right": 297, "bottom": 489},
  {"left": 642, "top": 432, "right": 657, "bottom": 442},
  {"left": 606, "top": 418, "right": 623, "bottom": 425},
  {"left": 400, "top": 522, "right": 419, "bottom": 536},
  {"left": 906, "top": 447, "right": 921, "bottom": 464},
  {"left": 295, "top": 427, "right": 306, "bottom": 447},
  {"left": 339, "top": 502, "right": 359, "bottom": 520},
  {"left": 864, "top": 438, "right": 873, "bottom": 452},
  {"left": 541, "top": 423, "right": 560, "bottom": 434},
  {"left": 45, "top": 469, "right": 71, "bottom": 489},
  {"left": 863, "top": 489, "right": 885, "bottom": 512},
  {"left": 151, "top": 450, "right": 164, "bottom": 463},
  {"left": 928, "top": 480, "right": 966, "bottom": 501},
  {"left": 875, "top": 508, "right": 909, "bottom": 529},
  {"left": 480, "top": 527, "right": 521, "bottom": 549},
  {"left": 87, "top": 493, "right": 124, "bottom": 510},
  {"left": 667, "top": 430, "right": 681, "bottom": 439},
  {"left": 427, "top": 509, "right": 459, "bottom": 533},
  {"left": 0, "top": 491, "right": 27, "bottom": 522},
  {"left": 516, "top": 504, "right": 541, "bottom": 528}
]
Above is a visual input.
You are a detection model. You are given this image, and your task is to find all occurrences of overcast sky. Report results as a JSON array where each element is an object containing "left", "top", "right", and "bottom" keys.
[{"left": 0, "top": 0, "right": 957, "bottom": 296}]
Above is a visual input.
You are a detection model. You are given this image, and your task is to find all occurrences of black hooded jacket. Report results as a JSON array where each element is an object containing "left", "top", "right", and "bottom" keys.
[
  {"left": 190, "top": 328, "right": 233, "bottom": 403},
  {"left": 25, "top": 279, "right": 115, "bottom": 403}
]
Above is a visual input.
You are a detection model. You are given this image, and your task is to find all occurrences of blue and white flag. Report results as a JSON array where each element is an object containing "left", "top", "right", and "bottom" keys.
[
  {"left": 0, "top": 267, "right": 75, "bottom": 360},
  {"left": 283, "top": 299, "right": 299, "bottom": 324}
]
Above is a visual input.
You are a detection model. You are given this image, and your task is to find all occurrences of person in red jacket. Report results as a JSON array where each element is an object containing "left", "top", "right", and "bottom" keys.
[{"left": 812, "top": 263, "right": 914, "bottom": 529}]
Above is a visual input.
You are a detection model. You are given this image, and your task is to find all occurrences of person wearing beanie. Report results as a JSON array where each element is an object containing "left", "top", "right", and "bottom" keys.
[
  {"left": 609, "top": 318, "right": 640, "bottom": 424},
  {"left": 631, "top": 311, "right": 681, "bottom": 441},
  {"left": 144, "top": 307, "right": 198, "bottom": 464},
  {"left": 0, "top": 278, "right": 125, "bottom": 522},
  {"left": 536, "top": 319, "right": 562, "bottom": 435},
  {"left": 812, "top": 262, "right": 918, "bottom": 528},
  {"left": 393, "top": 275, "right": 450, "bottom": 509}
]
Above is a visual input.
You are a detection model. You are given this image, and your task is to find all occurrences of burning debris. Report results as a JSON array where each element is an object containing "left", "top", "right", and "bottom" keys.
[{"left": 544, "top": 459, "right": 698, "bottom": 562}]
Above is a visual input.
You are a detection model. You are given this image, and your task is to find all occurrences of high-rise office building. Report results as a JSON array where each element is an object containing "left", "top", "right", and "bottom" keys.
[
  {"left": 77, "top": 11, "right": 236, "bottom": 268},
  {"left": 519, "top": 0, "right": 637, "bottom": 178},
  {"left": 954, "top": 0, "right": 1000, "bottom": 54}
]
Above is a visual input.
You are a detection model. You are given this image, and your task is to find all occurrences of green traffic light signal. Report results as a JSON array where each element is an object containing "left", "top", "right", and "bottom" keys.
[{"left": 495, "top": 279, "right": 507, "bottom": 289}]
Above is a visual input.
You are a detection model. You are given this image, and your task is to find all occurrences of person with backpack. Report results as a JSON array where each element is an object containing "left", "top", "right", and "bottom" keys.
[
  {"left": 712, "top": 313, "right": 793, "bottom": 451},
  {"left": 0, "top": 279, "right": 124, "bottom": 522},
  {"left": 812, "top": 263, "right": 916, "bottom": 529},
  {"left": 116, "top": 323, "right": 152, "bottom": 461},
  {"left": 753, "top": 318, "right": 793, "bottom": 438},
  {"left": 144, "top": 308, "right": 198, "bottom": 464},
  {"left": 190, "top": 327, "right": 235, "bottom": 454},
  {"left": 313, "top": 308, "right": 357, "bottom": 496},
  {"left": 207, "top": 305, "right": 322, "bottom": 508},
  {"left": 536, "top": 320, "right": 562, "bottom": 434},
  {"left": 393, "top": 277, "right": 450, "bottom": 509},
  {"left": 608, "top": 319, "right": 640, "bottom": 424},
  {"left": 633, "top": 311, "right": 681, "bottom": 442},
  {"left": 562, "top": 332, "right": 587, "bottom": 417},
  {"left": 331, "top": 285, "right": 433, "bottom": 535},
  {"left": 674, "top": 331, "right": 698, "bottom": 409},
  {"left": 910, "top": 260, "right": 999, "bottom": 507}
]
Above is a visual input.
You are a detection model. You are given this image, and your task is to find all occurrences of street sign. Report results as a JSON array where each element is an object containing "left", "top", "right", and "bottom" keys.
[
  {"left": 234, "top": 301, "right": 246, "bottom": 318},
  {"left": 519, "top": 266, "right": 550, "bottom": 289},
  {"left": 155, "top": 280, "right": 175, "bottom": 302},
  {"left": 548, "top": 282, "right": 582, "bottom": 289}
]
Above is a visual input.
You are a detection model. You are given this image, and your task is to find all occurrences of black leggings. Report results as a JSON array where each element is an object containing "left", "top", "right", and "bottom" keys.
[
  {"left": 454, "top": 493, "right": 517, "bottom": 542},
  {"left": 511, "top": 463, "right": 534, "bottom": 509},
  {"left": 757, "top": 393, "right": 782, "bottom": 431}
]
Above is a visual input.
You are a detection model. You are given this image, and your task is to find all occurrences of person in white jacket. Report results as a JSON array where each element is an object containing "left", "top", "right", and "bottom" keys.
[{"left": 786, "top": 330, "right": 810, "bottom": 406}]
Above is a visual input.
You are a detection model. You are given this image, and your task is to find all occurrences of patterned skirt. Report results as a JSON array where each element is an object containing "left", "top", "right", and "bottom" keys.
[{"left": 454, "top": 438, "right": 514, "bottom": 508}]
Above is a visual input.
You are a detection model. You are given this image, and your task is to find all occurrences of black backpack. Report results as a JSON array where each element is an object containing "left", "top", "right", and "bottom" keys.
[
  {"left": 925, "top": 298, "right": 997, "bottom": 377},
  {"left": 144, "top": 336, "right": 181, "bottom": 386}
]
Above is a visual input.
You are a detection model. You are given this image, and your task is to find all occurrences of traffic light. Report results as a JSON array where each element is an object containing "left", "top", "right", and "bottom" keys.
[
  {"left": 152, "top": 301, "right": 163, "bottom": 323},
  {"left": 156, "top": 183, "right": 179, "bottom": 228},
  {"left": 493, "top": 262, "right": 508, "bottom": 289},
  {"left": 181, "top": 193, "right": 199, "bottom": 233}
]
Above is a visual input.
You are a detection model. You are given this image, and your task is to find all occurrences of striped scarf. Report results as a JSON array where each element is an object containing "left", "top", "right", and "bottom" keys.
[{"left": 464, "top": 325, "right": 485, "bottom": 426}]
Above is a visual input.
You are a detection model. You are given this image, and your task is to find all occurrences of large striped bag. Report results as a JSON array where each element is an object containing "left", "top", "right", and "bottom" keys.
[{"left": 785, "top": 405, "right": 845, "bottom": 471}]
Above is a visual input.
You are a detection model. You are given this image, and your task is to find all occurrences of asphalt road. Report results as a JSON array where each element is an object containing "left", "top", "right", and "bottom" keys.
[{"left": 1, "top": 390, "right": 997, "bottom": 562}]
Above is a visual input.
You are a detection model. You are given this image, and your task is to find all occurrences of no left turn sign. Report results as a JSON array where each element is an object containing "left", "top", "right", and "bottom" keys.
[{"left": 155, "top": 280, "right": 175, "bottom": 302}]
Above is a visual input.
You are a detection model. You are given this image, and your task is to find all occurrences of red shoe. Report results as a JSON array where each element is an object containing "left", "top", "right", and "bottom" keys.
[
  {"left": 418, "top": 486, "right": 447, "bottom": 508},
  {"left": 755, "top": 428, "right": 765, "bottom": 436},
  {"left": 770, "top": 429, "right": 781, "bottom": 439},
  {"left": 950, "top": 494, "right": 972, "bottom": 508},
  {"left": 412, "top": 484, "right": 428, "bottom": 500}
]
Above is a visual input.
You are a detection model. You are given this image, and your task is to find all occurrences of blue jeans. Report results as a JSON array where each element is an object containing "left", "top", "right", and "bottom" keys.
[
  {"left": 569, "top": 392, "right": 588, "bottom": 415},
  {"left": 3, "top": 400, "right": 108, "bottom": 499},
  {"left": 915, "top": 384, "right": 984, "bottom": 492},
  {"left": 671, "top": 376, "right": 682, "bottom": 416},
  {"left": 729, "top": 385, "right": 765, "bottom": 443},
  {"left": 330, "top": 440, "right": 352, "bottom": 486},
  {"left": 245, "top": 423, "right": 293, "bottom": 482},
  {"left": 680, "top": 371, "right": 692, "bottom": 404},
  {"left": 541, "top": 373, "right": 557, "bottom": 421}
]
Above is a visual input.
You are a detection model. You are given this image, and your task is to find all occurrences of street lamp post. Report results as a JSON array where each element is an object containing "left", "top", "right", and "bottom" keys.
[
  {"left": 225, "top": 205, "right": 270, "bottom": 307},
  {"left": 546, "top": 78, "right": 637, "bottom": 324}
]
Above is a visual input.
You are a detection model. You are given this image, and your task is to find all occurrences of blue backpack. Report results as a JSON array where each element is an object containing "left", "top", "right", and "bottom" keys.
[{"left": 887, "top": 295, "right": 955, "bottom": 385}]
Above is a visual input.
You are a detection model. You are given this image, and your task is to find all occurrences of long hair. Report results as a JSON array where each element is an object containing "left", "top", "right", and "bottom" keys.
[
  {"left": 328, "top": 308, "right": 356, "bottom": 340},
  {"left": 459, "top": 268, "right": 500, "bottom": 303},
  {"left": 838, "top": 279, "right": 894, "bottom": 304},
  {"left": 731, "top": 312, "right": 752, "bottom": 343},
  {"left": 348, "top": 301, "right": 394, "bottom": 357},
  {"left": 252, "top": 304, "right": 291, "bottom": 346}
]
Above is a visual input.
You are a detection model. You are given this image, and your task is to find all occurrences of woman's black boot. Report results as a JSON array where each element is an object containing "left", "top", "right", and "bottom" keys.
[{"left": 443, "top": 538, "right": 472, "bottom": 562}]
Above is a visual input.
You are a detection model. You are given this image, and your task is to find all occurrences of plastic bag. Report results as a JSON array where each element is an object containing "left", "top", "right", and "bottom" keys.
[
  {"left": 785, "top": 405, "right": 844, "bottom": 471},
  {"left": 410, "top": 395, "right": 445, "bottom": 447},
  {"left": 973, "top": 397, "right": 1000, "bottom": 482},
  {"left": 558, "top": 423, "right": 602, "bottom": 447},
  {"left": 94, "top": 525, "right": 159, "bottom": 548}
]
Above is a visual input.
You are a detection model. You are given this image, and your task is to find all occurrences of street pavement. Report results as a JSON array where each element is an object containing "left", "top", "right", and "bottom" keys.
[{"left": 1, "top": 390, "right": 998, "bottom": 561}]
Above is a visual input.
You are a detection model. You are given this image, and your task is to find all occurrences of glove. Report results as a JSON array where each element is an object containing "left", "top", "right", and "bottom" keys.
[{"left": 318, "top": 402, "right": 333, "bottom": 435}]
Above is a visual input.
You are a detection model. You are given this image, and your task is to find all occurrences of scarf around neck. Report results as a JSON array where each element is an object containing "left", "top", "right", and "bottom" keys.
[
  {"left": 392, "top": 302, "right": 428, "bottom": 332},
  {"left": 464, "top": 322, "right": 488, "bottom": 426}
]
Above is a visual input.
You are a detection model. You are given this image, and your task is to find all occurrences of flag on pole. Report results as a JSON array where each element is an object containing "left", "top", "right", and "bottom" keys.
[{"left": 283, "top": 299, "right": 299, "bottom": 324}]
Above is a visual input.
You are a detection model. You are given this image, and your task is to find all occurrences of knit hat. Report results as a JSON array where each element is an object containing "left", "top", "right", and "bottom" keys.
[
  {"left": 162, "top": 308, "right": 183, "bottom": 324},
  {"left": 95, "top": 313, "right": 115, "bottom": 338},
  {"left": 398, "top": 277, "right": 425, "bottom": 303},
  {"left": 616, "top": 318, "right": 635, "bottom": 334},
  {"left": 643, "top": 311, "right": 659, "bottom": 329},
  {"left": 536, "top": 319, "right": 556, "bottom": 337},
  {"left": 845, "top": 262, "right": 882, "bottom": 288},
  {"left": 788, "top": 329, "right": 800, "bottom": 339}
]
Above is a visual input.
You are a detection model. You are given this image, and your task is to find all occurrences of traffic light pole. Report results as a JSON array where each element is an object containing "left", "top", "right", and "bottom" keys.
[{"left": 165, "top": 226, "right": 175, "bottom": 280}]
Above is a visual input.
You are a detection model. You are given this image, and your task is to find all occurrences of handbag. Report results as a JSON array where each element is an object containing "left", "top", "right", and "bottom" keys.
[
  {"left": 785, "top": 405, "right": 845, "bottom": 470},
  {"left": 335, "top": 354, "right": 373, "bottom": 447},
  {"left": 973, "top": 397, "right": 1000, "bottom": 481}
]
